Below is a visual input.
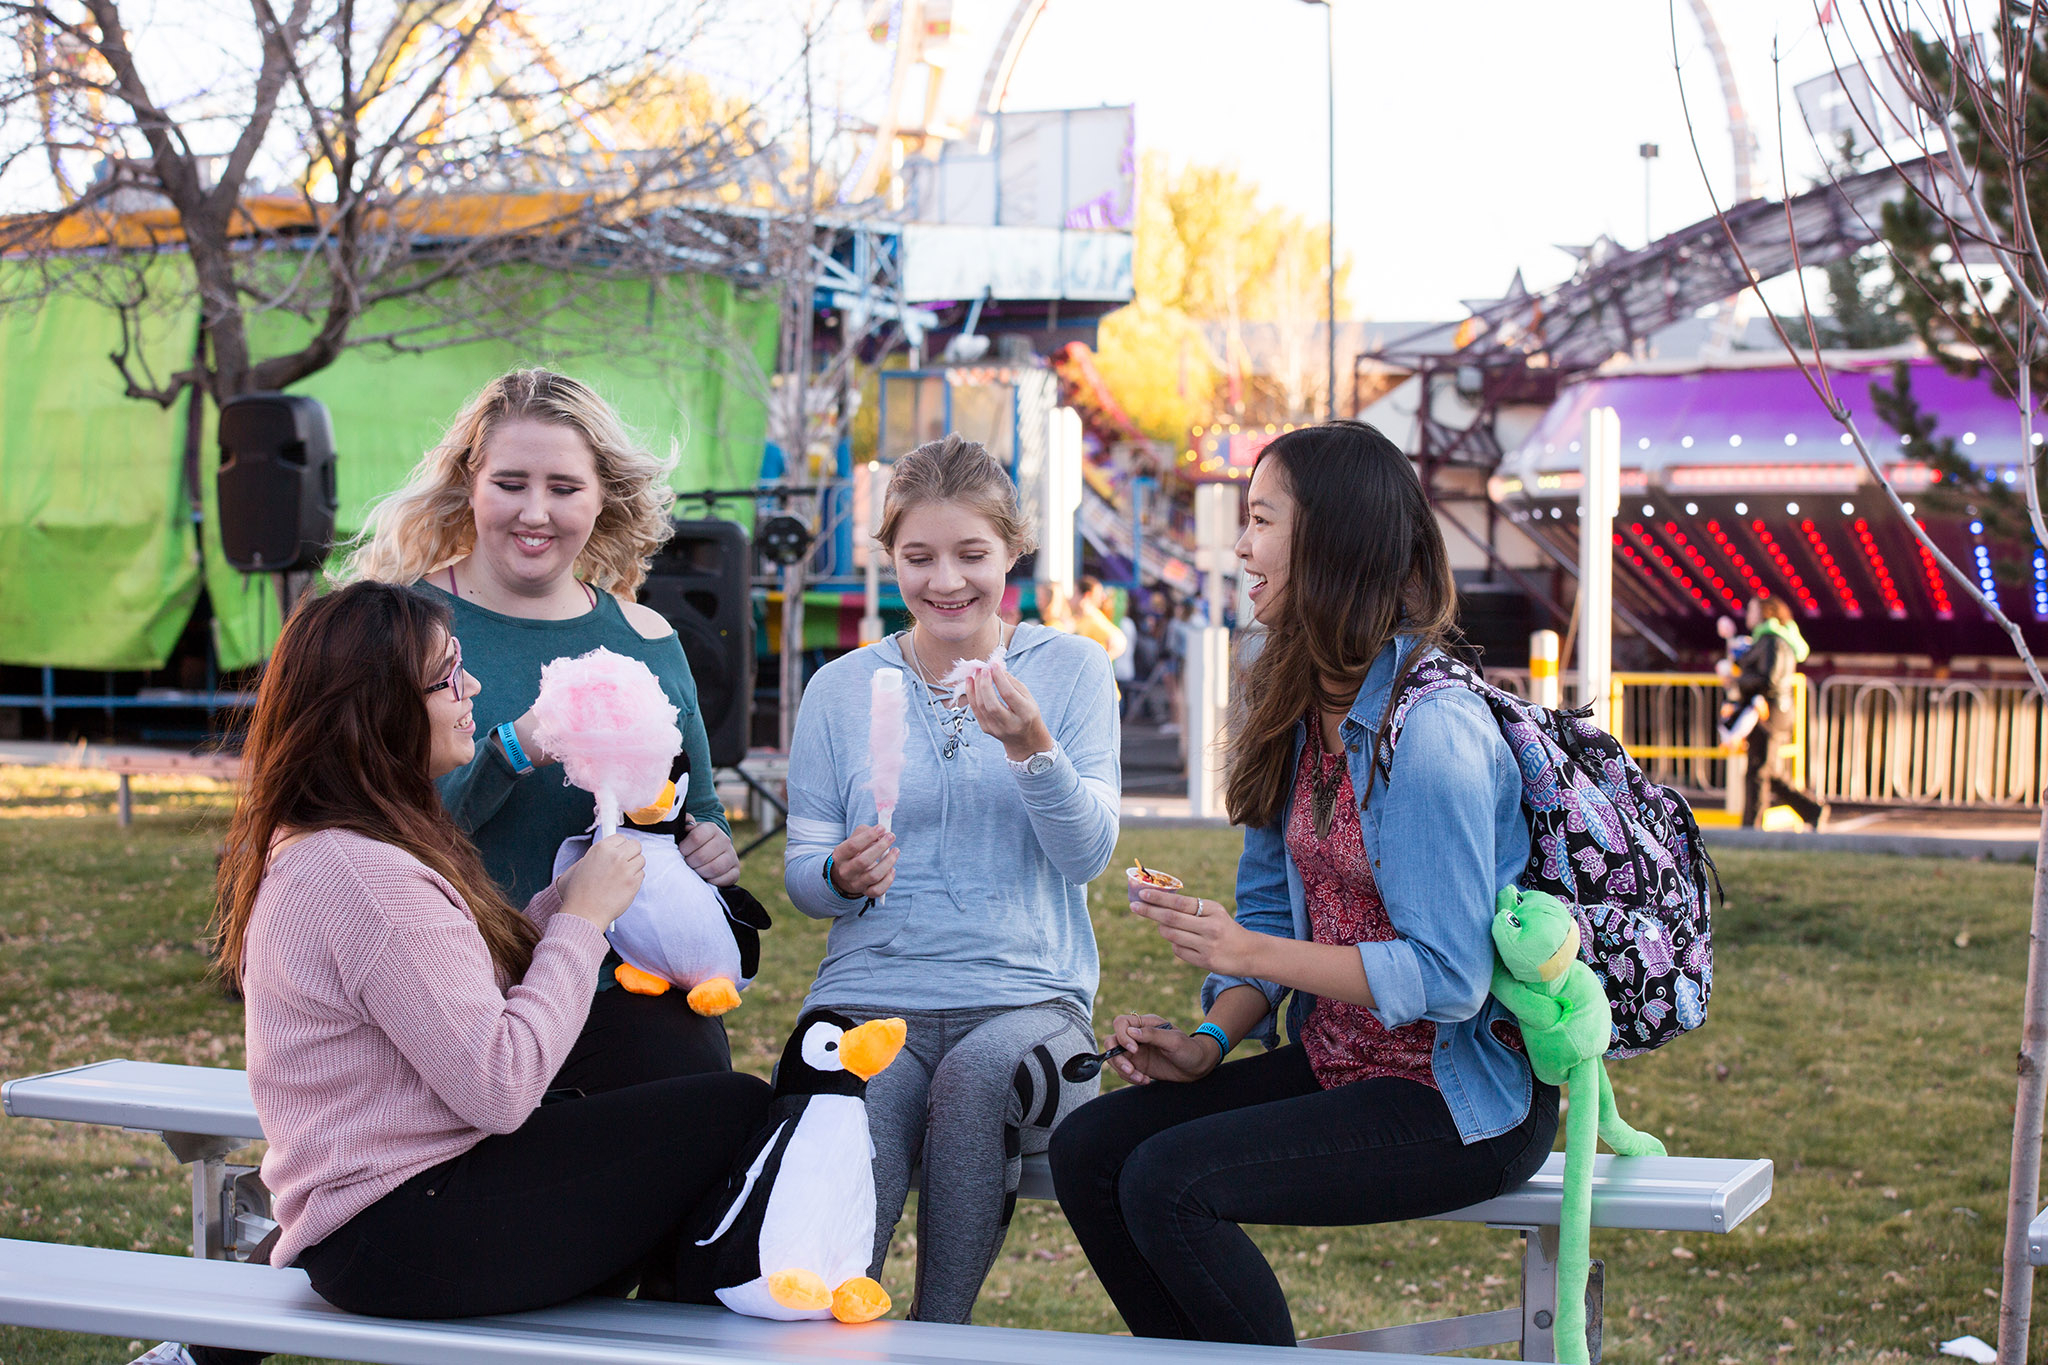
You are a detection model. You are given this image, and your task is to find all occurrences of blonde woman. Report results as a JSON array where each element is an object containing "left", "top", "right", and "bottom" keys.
[
  {"left": 783, "top": 435, "right": 1121, "bottom": 1322},
  {"left": 348, "top": 368, "right": 743, "bottom": 1082}
]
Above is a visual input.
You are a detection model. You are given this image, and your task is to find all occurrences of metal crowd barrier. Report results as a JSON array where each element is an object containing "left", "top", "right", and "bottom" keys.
[{"left": 1810, "top": 675, "right": 2048, "bottom": 807}]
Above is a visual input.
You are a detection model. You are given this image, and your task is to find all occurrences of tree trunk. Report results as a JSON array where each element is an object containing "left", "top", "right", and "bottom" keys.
[{"left": 1998, "top": 801, "right": 2048, "bottom": 1365}]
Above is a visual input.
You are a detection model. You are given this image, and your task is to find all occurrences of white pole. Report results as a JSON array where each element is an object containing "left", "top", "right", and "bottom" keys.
[
  {"left": 1194, "top": 483, "right": 1237, "bottom": 623},
  {"left": 1580, "top": 406, "right": 1620, "bottom": 733},
  {"left": 1186, "top": 625, "right": 1232, "bottom": 818},
  {"left": 857, "top": 461, "right": 889, "bottom": 645},
  {"left": 1038, "top": 406, "right": 1084, "bottom": 596},
  {"left": 1529, "top": 629, "right": 1560, "bottom": 710}
]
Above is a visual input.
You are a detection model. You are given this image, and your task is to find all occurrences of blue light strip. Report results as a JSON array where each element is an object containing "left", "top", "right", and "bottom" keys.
[{"left": 1970, "top": 519, "right": 2001, "bottom": 610}]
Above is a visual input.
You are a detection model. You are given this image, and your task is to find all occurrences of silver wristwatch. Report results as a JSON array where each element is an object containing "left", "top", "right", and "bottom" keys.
[{"left": 1008, "top": 744, "right": 1059, "bottom": 776}]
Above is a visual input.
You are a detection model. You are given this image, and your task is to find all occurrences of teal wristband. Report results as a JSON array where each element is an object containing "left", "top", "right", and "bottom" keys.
[
  {"left": 1192, "top": 1021, "right": 1232, "bottom": 1061},
  {"left": 496, "top": 721, "right": 534, "bottom": 775}
]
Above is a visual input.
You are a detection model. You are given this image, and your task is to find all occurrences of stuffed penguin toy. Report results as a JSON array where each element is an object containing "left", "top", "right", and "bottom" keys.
[
  {"left": 690, "top": 1008, "right": 906, "bottom": 1323},
  {"left": 550, "top": 753, "right": 771, "bottom": 1014}
]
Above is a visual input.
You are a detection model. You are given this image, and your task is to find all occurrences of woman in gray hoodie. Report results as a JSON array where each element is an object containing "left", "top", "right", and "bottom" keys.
[{"left": 783, "top": 434, "right": 1121, "bottom": 1322}]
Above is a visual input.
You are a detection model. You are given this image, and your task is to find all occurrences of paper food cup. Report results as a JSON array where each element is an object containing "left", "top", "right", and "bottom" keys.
[{"left": 1126, "top": 865, "right": 1183, "bottom": 904}]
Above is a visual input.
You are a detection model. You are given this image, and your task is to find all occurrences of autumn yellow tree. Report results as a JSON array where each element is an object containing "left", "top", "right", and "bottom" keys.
[{"left": 1092, "top": 153, "right": 1351, "bottom": 441}]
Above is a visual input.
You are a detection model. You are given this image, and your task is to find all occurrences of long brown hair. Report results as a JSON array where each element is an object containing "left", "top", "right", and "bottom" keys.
[
  {"left": 1224, "top": 421, "right": 1458, "bottom": 828},
  {"left": 214, "top": 581, "right": 540, "bottom": 987}
]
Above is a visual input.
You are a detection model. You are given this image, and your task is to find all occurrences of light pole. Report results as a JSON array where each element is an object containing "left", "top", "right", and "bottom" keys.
[
  {"left": 1299, "top": 0, "right": 1336, "bottom": 420},
  {"left": 1639, "top": 141, "right": 1660, "bottom": 245}
]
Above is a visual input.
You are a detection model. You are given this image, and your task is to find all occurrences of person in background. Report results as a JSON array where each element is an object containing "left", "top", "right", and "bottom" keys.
[
  {"left": 1733, "top": 594, "right": 1827, "bottom": 829},
  {"left": 1071, "top": 575, "right": 1131, "bottom": 671},
  {"left": 348, "top": 368, "right": 743, "bottom": 1082}
]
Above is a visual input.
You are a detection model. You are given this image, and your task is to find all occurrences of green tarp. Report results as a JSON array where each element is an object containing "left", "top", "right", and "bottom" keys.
[{"left": 0, "top": 267, "right": 777, "bottom": 671}]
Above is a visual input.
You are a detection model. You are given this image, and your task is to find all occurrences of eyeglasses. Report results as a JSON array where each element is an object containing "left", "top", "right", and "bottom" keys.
[{"left": 424, "top": 638, "right": 464, "bottom": 701}]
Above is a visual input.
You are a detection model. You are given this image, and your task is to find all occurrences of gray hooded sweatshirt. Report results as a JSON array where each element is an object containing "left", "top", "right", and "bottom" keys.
[{"left": 783, "top": 623, "right": 1121, "bottom": 1017}]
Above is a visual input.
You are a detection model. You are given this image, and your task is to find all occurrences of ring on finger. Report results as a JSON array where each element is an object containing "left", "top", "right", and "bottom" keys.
[{"left": 1194, "top": 898, "right": 1206, "bottom": 917}]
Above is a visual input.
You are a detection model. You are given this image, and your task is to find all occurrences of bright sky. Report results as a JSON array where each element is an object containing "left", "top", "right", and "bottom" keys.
[{"left": 1002, "top": 0, "right": 1864, "bottom": 320}]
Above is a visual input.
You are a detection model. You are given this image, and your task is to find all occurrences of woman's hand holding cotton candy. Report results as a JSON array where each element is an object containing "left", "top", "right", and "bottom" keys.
[
  {"left": 966, "top": 667, "right": 1052, "bottom": 762},
  {"left": 679, "top": 816, "right": 741, "bottom": 886},
  {"left": 829, "top": 825, "right": 897, "bottom": 899},
  {"left": 558, "top": 833, "right": 646, "bottom": 929},
  {"left": 508, "top": 708, "right": 557, "bottom": 767}
]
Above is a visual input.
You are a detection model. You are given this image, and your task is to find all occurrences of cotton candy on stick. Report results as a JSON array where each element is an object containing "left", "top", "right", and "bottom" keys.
[
  {"left": 868, "top": 667, "right": 907, "bottom": 833},
  {"left": 529, "top": 647, "right": 682, "bottom": 839}
]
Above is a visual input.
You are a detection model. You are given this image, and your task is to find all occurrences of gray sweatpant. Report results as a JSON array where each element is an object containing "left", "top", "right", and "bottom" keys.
[{"left": 841, "top": 1000, "right": 1099, "bottom": 1323}]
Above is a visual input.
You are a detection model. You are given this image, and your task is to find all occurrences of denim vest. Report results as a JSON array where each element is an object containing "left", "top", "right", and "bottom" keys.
[{"left": 1201, "top": 635, "right": 1535, "bottom": 1143}]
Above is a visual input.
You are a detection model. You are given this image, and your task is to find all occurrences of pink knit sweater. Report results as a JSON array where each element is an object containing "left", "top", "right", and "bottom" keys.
[{"left": 241, "top": 829, "right": 609, "bottom": 1267}]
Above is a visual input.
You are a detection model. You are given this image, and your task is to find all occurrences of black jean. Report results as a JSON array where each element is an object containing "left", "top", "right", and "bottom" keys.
[
  {"left": 184, "top": 982, "right": 746, "bottom": 1364},
  {"left": 1742, "top": 712, "right": 1823, "bottom": 827},
  {"left": 1048, "top": 1043, "right": 1558, "bottom": 1347},
  {"left": 298, "top": 1068, "right": 770, "bottom": 1317}
]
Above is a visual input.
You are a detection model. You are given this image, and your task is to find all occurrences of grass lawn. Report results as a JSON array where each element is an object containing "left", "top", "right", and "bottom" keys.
[{"left": 0, "top": 762, "right": 2038, "bottom": 1362}]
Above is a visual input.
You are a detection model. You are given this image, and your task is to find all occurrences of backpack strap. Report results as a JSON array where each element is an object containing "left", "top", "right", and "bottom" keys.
[{"left": 1369, "top": 653, "right": 1492, "bottom": 794}]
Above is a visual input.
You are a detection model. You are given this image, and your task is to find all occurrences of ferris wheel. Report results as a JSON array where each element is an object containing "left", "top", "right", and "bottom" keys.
[{"left": 845, "top": 0, "right": 1049, "bottom": 202}]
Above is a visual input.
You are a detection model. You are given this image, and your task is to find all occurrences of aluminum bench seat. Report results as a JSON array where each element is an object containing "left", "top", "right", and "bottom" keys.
[
  {"left": 6, "top": 1059, "right": 1773, "bottom": 1361},
  {"left": 0, "top": 1236, "right": 1365, "bottom": 1365}
]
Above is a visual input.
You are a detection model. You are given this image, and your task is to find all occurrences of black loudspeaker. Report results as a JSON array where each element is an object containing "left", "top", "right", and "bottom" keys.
[
  {"left": 217, "top": 393, "right": 339, "bottom": 573},
  {"left": 640, "top": 519, "right": 755, "bottom": 770}
]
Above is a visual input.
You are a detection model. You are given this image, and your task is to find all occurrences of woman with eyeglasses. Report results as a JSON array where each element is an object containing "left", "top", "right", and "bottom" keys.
[
  {"left": 142, "top": 583, "right": 771, "bottom": 1365},
  {"left": 347, "top": 369, "right": 745, "bottom": 1086}
]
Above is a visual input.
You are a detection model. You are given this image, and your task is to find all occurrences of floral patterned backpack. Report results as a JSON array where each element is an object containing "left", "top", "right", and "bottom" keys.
[{"left": 1375, "top": 654, "right": 1716, "bottom": 1056}]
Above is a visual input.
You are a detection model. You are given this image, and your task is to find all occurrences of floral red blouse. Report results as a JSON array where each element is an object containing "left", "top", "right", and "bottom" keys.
[{"left": 1286, "top": 728, "right": 1440, "bottom": 1092}]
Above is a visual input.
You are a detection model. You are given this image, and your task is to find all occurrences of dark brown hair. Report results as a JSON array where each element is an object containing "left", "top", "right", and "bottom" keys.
[
  {"left": 214, "top": 581, "right": 539, "bottom": 987},
  {"left": 1224, "top": 421, "right": 1457, "bottom": 829}
]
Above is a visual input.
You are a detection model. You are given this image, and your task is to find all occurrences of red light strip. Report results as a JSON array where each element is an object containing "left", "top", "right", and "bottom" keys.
[
  {"left": 1661, "top": 520, "right": 1745, "bottom": 612},
  {"left": 1912, "top": 526, "right": 1955, "bottom": 618},
  {"left": 1850, "top": 519, "right": 1906, "bottom": 618},
  {"left": 1798, "top": 519, "right": 1862, "bottom": 617},
  {"left": 1705, "top": 519, "right": 1769, "bottom": 598},
  {"left": 1625, "top": 523, "right": 1714, "bottom": 613},
  {"left": 1612, "top": 532, "right": 1676, "bottom": 602},
  {"left": 1748, "top": 521, "right": 1823, "bottom": 615}
]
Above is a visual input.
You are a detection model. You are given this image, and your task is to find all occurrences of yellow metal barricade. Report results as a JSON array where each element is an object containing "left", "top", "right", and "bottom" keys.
[{"left": 1608, "top": 672, "right": 1807, "bottom": 820}]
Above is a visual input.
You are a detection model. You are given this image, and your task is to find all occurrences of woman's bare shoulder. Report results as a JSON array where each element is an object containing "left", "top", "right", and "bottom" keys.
[{"left": 619, "top": 599, "right": 676, "bottom": 641}]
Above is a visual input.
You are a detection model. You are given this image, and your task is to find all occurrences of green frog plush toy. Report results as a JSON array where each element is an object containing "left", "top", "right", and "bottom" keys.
[{"left": 1491, "top": 885, "right": 1667, "bottom": 1365}]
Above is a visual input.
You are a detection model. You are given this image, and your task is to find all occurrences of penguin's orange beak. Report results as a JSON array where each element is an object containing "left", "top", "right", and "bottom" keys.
[
  {"left": 839, "top": 1017, "right": 906, "bottom": 1080},
  {"left": 626, "top": 781, "right": 677, "bottom": 827}
]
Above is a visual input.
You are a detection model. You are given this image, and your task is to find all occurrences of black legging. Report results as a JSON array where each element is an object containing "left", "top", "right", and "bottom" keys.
[
  {"left": 1048, "top": 1043, "right": 1557, "bottom": 1347},
  {"left": 186, "top": 985, "right": 752, "bottom": 1364}
]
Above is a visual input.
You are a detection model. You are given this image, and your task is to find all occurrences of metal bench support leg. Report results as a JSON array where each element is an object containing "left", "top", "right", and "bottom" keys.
[
  {"left": 161, "top": 1132, "right": 238, "bottom": 1260},
  {"left": 1520, "top": 1224, "right": 1559, "bottom": 1362}
]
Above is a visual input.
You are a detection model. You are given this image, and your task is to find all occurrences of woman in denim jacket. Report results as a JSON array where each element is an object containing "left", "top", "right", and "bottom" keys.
[{"left": 1050, "top": 422, "right": 1558, "bottom": 1346}]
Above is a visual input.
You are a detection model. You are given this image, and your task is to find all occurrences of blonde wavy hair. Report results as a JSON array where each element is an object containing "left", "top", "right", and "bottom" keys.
[{"left": 345, "top": 369, "right": 679, "bottom": 598}]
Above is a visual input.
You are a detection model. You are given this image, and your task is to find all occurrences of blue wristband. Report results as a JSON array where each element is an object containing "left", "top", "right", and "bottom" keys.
[
  {"left": 1192, "top": 1021, "right": 1232, "bottom": 1061},
  {"left": 496, "top": 721, "right": 534, "bottom": 775}
]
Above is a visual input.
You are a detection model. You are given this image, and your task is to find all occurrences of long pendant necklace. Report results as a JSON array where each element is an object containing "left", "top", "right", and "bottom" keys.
[{"left": 1309, "top": 743, "right": 1345, "bottom": 840}]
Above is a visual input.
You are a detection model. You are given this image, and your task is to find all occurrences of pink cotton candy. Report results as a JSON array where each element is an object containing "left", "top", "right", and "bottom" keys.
[
  {"left": 936, "top": 644, "right": 1007, "bottom": 703},
  {"left": 868, "top": 667, "right": 907, "bottom": 833},
  {"left": 530, "top": 647, "right": 682, "bottom": 836}
]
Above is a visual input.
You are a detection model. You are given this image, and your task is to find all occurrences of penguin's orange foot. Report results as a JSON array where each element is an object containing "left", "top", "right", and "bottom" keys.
[
  {"left": 686, "top": 977, "right": 741, "bottom": 1015},
  {"left": 766, "top": 1268, "right": 831, "bottom": 1313},
  {"left": 831, "top": 1276, "right": 891, "bottom": 1324},
  {"left": 613, "top": 963, "right": 671, "bottom": 996}
]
